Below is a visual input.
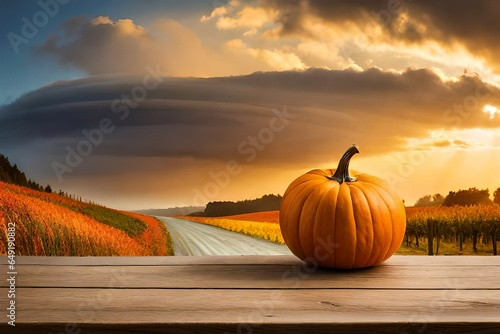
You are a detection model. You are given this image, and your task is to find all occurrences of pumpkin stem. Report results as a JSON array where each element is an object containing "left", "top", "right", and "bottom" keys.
[{"left": 329, "top": 144, "right": 359, "bottom": 184}]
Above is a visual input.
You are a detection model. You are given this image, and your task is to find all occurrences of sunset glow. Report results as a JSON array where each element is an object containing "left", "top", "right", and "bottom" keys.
[{"left": 484, "top": 104, "right": 499, "bottom": 119}]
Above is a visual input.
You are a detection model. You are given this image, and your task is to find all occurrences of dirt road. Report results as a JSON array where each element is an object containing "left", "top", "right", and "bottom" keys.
[{"left": 158, "top": 217, "right": 292, "bottom": 256}]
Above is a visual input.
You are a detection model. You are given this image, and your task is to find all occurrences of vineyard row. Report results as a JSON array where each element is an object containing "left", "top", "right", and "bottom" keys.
[{"left": 405, "top": 205, "right": 500, "bottom": 255}]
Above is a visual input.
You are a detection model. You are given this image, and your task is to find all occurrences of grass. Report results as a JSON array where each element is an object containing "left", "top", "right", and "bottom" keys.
[
  {"left": 70, "top": 204, "right": 148, "bottom": 237},
  {"left": 397, "top": 239, "right": 497, "bottom": 255},
  {"left": 123, "top": 211, "right": 174, "bottom": 256}
]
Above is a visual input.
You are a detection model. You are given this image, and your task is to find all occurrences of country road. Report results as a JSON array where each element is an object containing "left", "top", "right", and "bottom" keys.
[{"left": 158, "top": 217, "right": 292, "bottom": 256}]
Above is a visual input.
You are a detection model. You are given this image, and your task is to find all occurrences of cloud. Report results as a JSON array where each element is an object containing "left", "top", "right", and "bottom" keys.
[
  {"left": 212, "top": 5, "right": 278, "bottom": 36},
  {"left": 35, "top": 16, "right": 242, "bottom": 77},
  {"left": 305, "top": 1, "right": 500, "bottom": 73},
  {"left": 2, "top": 67, "right": 499, "bottom": 207},
  {"left": 2, "top": 67, "right": 499, "bottom": 161},
  {"left": 453, "top": 140, "right": 469, "bottom": 147},
  {"left": 416, "top": 139, "right": 470, "bottom": 149},
  {"left": 258, "top": 0, "right": 500, "bottom": 50},
  {"left": 35, "top": 15, "right": 315, "bottom": 77},
  {"left": 36, "top": 16, "right": 155, "bottom": 74},
  {"left": 225, "top": 39, "right": 306, "bottom": 70},
  {"left": 202, "top": 0, "right": 500, "bottom": 75},
  {"left": 200, "top": 6, "right": 228, "bottom": 23},
  {"left": 407, "top": 128, "right": 500, "bottom": 152}
]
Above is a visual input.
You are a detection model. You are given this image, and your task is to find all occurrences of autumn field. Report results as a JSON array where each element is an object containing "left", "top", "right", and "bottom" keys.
[
  {"left": 404, "top": 205, "right": 500, "bottom": 255},
  {"left": 181, "top": 211, "right": 283, "bottom": 243},
  {"left": 0, "top": 181, "right": 173, "bottom": 256},
  {"left": 181, "top": 206, "right": 500, "bottom": 255},
  {"left": 3, "top": 170, "right": 499, "bottom": 257}
]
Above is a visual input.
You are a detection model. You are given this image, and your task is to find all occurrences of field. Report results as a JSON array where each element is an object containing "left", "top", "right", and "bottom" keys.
[
  {"left": 181, "top": 206, "right": 500, "bottom": 255},
  {"left": 221, "top": 211, "right": 280, "bottom": 224},
  {"left": 405, "top": 205, "right": 499, "bottom": 255},
  {"left": 0, "top": 181, "right": 173, "bottom": 256},
  {"left": 180, "top": 211, "right": 283, "bottom": 243}
]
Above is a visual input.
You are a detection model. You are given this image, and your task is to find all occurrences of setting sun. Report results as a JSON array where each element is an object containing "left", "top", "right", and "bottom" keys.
[{"left": 484, "top": 104, "right": 499, "bottom": 119}]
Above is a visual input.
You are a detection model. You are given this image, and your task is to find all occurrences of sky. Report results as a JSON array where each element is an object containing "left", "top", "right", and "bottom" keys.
[{"left": 1, "top": 0, "right": 500, "bottom": 210}]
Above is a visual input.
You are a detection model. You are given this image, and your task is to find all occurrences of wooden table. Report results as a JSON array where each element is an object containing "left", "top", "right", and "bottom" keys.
[{"left": 1, "top": 255, "right": 499, "bottom": 333}]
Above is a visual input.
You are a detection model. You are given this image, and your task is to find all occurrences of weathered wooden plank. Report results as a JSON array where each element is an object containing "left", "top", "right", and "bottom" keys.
[
  {"left": 6, "top": 255, "right": 500, "bottom": 266},
  {"left": 3, "top": 288, "right": 499, "bottom": 329},
  {"left": 6, "top": 255, "right": 302, "bottom": 266},
  {"left": 5, "top": 264, "right": 500, "bottom": 289},
  {"left": 4, "top": 323, "right": 500, "bottom": 334},
  {"left": 1, "top": 255, "right": 499, "bottom": 333}
]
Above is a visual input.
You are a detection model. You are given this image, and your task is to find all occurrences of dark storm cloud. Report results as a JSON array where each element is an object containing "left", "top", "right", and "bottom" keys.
[
  {"left": 263, "top": 0, "right": 393, "bottom": 35},
  {"left": 0, "top": 68, "right": 499, "bottom": 171},
  {"left": 261, "top": 0, "right": 500, "bottom": 69}
]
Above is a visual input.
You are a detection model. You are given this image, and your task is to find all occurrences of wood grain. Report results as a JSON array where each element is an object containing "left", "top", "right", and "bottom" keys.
[
  {"left": 1, "top": 255, "right": 499, "bottom": 334},
  {"left": 3, "top": 264, "right": 500, "bottom": 289},
  {"left": 10, "top": 254, "right": 500, "bottom": 266}
]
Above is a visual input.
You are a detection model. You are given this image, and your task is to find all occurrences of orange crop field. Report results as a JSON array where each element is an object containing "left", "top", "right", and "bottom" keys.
[
  {"left": 221, "top": 211, "right": 280, "bottom": 224},
  {"left": 121, "top": 211, "right": 174, "bottom": 256},
  {"left": 180, "top": 213, "right": 284, "bottom": 244},
  {"left": 0, "top": 181, "right": 173, "bottom": 256}
]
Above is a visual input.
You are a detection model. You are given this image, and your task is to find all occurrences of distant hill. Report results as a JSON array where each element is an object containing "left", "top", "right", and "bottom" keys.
[
  {"left": 194, "top": 194, "right": 283, "bottom": 217},
  {"left": 136, "top": 206, "right": 205, "bottom": 217}
]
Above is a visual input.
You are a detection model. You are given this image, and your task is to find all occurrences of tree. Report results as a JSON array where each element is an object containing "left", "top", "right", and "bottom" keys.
[
  {"left": 494, "top": 188, "right": 500, "bottom": 206},
  {"left": 415, "top": 195, "right": 432, "bottom": 207},
  {"left": 1, "top": 153, "right": 53, "bottom": 192},
  {"left": 204, "top": 194, "right": 283, "bottom": 216},
  {"left": 414, "top": 193, "right": 444, "bottom": 207},
  {"left": 432, "top": 193, "right": 445, "bottom": 206},
  {"left": 45, "top": 185, "right": 52, "bottom": 193},
  {"left": 443, "top": 188, "right": 492, "bottom": 207}
]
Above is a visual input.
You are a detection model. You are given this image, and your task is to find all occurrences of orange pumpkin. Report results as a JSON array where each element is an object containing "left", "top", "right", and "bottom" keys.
[{"left": 279, "top": 145, "right": 406, "bottom": 269}]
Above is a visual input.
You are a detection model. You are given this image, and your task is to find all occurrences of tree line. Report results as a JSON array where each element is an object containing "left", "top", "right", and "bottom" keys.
[
  {"left": 193, "top": 194, "right": 283, "bottom": 217},
  {"left": 0, "top": 154, "right": 51, "bottom": 192},
  {"left": 414, "top": 187, "right": 500, "bottom": 207},
  {"left": 0, "top": 153, "right": 96, "bottom": 204}
]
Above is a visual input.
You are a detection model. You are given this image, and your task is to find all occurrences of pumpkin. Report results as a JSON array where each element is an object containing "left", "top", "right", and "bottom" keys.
[{"left": 279, "top": 145, "right": 406, "bottom": 269}]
